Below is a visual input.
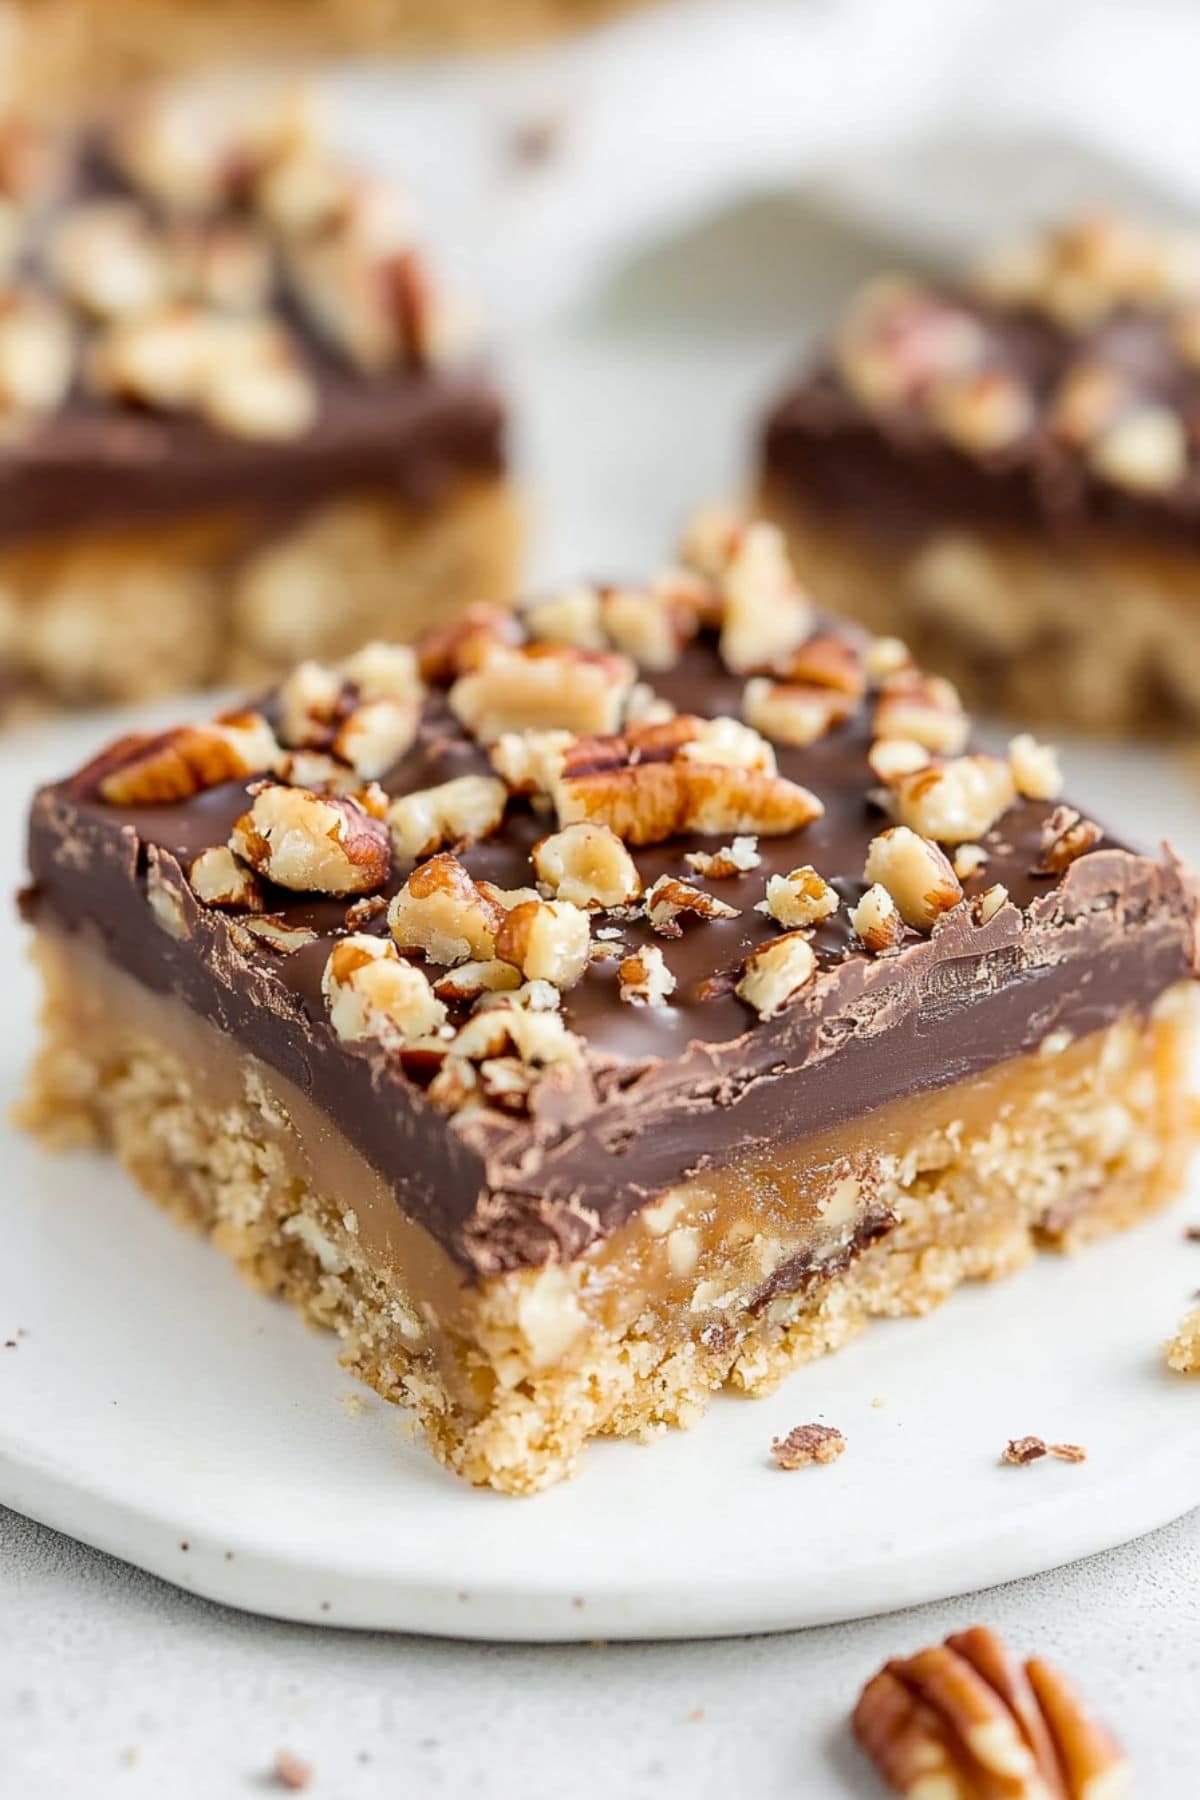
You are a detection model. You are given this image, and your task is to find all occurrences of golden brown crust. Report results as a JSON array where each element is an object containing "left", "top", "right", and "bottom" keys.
[{"left": 0, "top": 476, "right": 519, "bottom": 714}]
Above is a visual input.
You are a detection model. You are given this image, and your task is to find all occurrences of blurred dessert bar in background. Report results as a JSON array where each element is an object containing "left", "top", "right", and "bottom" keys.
[
  {"left": 759, "top": 214, "right": 1200, "bottom": 735},
  {"left": 1, "top": 0, "right": 649, "bottom": 101},
  {"left": 0, "top": 87, "right": 516, "bottom": 717},
  {"left": 19, "top": 512, "right": 1199, "bottom": 1491}
]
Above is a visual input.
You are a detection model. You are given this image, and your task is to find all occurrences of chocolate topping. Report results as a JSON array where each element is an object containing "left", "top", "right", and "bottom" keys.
[
  {"left": 23, "top": 594, "right": 1198, "bottom": 1280},
  {"left": 763, "top": 223, "right": 1200, "bottom": 546}
]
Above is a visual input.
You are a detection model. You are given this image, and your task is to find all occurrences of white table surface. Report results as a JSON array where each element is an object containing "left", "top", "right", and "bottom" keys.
[
  {"left": 4, "top": 1504, "right": 1199, "bottom": 1797},
  {"left": 3, "top": 185, "right": 1199, "bottom": 1797}
]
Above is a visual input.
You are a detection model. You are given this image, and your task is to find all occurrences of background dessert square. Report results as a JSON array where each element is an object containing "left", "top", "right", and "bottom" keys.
[
  {"left": 759, "top": 215, "right": 1200, "bottom": 738},
  {"left": 0, "top": 85, "right": 517, "bottom": 719}
]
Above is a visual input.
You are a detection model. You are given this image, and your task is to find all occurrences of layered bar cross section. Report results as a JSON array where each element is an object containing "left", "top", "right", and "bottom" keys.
[{"left": 20, "top": 514, "right": 1200, "bottom": 1490}]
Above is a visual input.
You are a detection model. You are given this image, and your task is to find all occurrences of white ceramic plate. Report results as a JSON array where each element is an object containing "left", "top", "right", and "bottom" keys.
[{"left": 1, "top": 713, "right": 1197, "bottom": 1642}]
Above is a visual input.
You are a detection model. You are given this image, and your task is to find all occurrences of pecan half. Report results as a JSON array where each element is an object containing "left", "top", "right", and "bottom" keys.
[
  {"left": 388, "top": 853, "right": 504, "bottom": 966},
  {"left": 853, "top": 1626, "right": 1129, "bottom": 1799},
  {"left": 81, "top": 712, "right": 280, "bottom": 806},
  {"left": 1036, "top": 807, "right": 1103, "bottom": 875},
  {"left": 644, "top": 875, "right": 739, "bottom": 938},
  {"left": 322, "top": 934, "right": 446, "bottom": 1045},
  {"left": 736, "top": 932, "right": 817, "bottom": 1019},
  {"left": 553, "top": 715, "right": 822, "bottom": 847}
]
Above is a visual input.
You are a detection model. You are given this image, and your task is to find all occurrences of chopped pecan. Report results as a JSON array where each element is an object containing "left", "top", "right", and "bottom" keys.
[
  {"left": 83, "top": 712, "right": 280, "bottom": 806},
  {"left": 188, "top": 845, "right": 263, "bottom": 912},
  {"left": 1165, "top": 1305, "right": 1200, "bottom": 1374},
  {"left": 431, "top": 959, "right": 521, "bottom": 1006},
  {"left": 864, "top": 635, "right": 914, "bottom": 684},
  {"left": 387, "top": 775, "right": 507, "bottom": 863},
  {"left": 522, "top": 585, "right": 606, "bottom": 652},
  {"left": 489, "top": 729, "right": 574, "bottom": 797},
  {"left": 873, "top": 670, "right": 969, "bottom": 755},
  {"left": 743, "top": 677, "right": 852, "bottom": 747},
  {"left": 928, "top": 368, "right": 1035, "bottom": 454},
  {"left": 450, "top": 643, "right": 635, "bottom": 743},
  {"left": 322, "top": 934, "right": 446, "bottom": 1045},
  {"left": 853, "top": 1625, "right": 1129, "bottom": 1799},
  {"left": 230, "top": 784, "right": 390, "bottom": 895},
  {"left": 231, "top": 915, "right": 319, "bottom": 955},
  {"left": 388, "top": 853, "right": 504, "bottom": 966},
  {"left": 953, "top": 843, "right": 988, "bottom": 880},
  {"left": 1036, "top": 807, "right": 1103, "bottom": 875},
  {"left": 736, "top": 932, "right": 817, "bottom": 1019},
  {"left": 777, "top": 632, "right": 867, "bottom": 699},
  {"left": 1089, "top": 403, "right": 1187, "bottom": 493},
  {"left": 685, "top": 836, "right": 761, "bottom": 878},
  {"left": 644, "top": 875, "right": 739, "bottom": 938},
  {"left": 1009, "top": 734, "right": 1063, "bottom": 802},
  {"left": 0, "top": 290, "right": 73, "bottom": 422},
  {"left": 531, "top": 820, "right": 642, "bottom": 910},
  {"left": 893, "top": 755, "right": 1016, "bottom": 845},
  {"left": 762, "top": 866, "right": 839, "bottom": 930},
  {"left": 618, "top": 944, "right": 676, "bottom": 1007},
  {"left": 850, "top": 883, "right": 905, "bottom": 953},
  {"left": 494, "top": 898, "right": 591, "bottom": 989},
  {"left": 716, "top": 521, "right": 814, "bottom": 675},
  {"left": 864, "top": 827, "right": 963, "bottom": 932},
  {"left": 836, "top": 274, "right": 988, "bottom": 404},
  {"left": 770, "top": 1423, "right": 845, "bottom": 1469},
  {"left": 52, "top": 199, "right": 173, "bottom": 320},
  {"left": 600, "top": 584, "right": 695, "bottom": 670},
  {"left": 975, "top": 883, "right": 1010, "bottom": 925},
  {"left": 418, "top": 605, "right": 525, "bottom": 686},
  {"left": 332, "top": 696, "right": 420, "bottom": 780},
  {"left": 867, "top": 737, "right": 932, "bottom": 786},
  {"left": 554, "top": 715, "right": 822, "bottom": 847}
]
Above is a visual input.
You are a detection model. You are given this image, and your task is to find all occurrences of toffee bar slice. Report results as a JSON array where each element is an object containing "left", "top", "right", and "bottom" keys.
[
  {"left": 20, "top": 514, "right": 1199, "bottom": 1493},
  {"left": 760, "top": 213, "right": 1200, "bottom": 735},
  {"left": 0, "top": 89, "right": 515, "bottom": 718},
  {"left": 4, "top": 0, "right": 651, "bottom": 103}
]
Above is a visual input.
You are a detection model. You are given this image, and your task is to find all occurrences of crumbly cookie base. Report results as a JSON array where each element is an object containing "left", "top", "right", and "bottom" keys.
[
  {"left": 6, "top": 0, "right": 649, "bottom": 101},
  {"left": 760, "top": 484, "right": 1200, "bottom": 736},
  {"left": 0, "top": 476, "right": 519, "bottom": 715},
  {"left": 20, "top": 932, "right": 1197, "bottom": 1493},
  {"left": 1166, "top": 1306, "right": 1200, "bottom": 1374}
]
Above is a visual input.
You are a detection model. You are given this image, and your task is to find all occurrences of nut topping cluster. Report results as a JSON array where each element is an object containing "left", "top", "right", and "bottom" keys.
[
  {"left": 830, "top": 215, "right": 1200, "bottom": 497},
  {"left": 0, "top": 86, "right": 450, "bottom": 438},
  {"left": 853, "top": 1625, "right": 1130, "bottom": 1798},
  {"left": 81, "top": 511, "right": 1103, "bottom": 1118}
]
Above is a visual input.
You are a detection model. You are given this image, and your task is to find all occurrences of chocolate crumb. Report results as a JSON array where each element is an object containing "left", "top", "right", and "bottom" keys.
[
  {"left": 1002, "top": 1436, "right": 1049, "bottom": 1465},
  {"left": 4, "top": 1340, "right": 15, "bottom": 1349},
  {"left": 1048, "top": 1442, "right": 1088, "bottom": 1463},
  {"left": 771, "top": 1422, "right": 846, "bottom": 1469},
  {"left": 273, "top": 1749, "right": 312, "bottom": 1791},
  {"left": 1184, "top": 1226, "right": 1200, "bottom": 1242}
]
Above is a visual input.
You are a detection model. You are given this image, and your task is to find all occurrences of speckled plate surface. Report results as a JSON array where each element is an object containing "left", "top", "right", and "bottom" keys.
[{"left": 1, "top": 712, "right": 1197, "bottom": 1642}]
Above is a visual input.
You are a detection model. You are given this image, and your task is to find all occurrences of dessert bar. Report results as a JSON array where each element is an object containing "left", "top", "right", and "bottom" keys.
[
  {"left": 0, "top": 88, "right": 515, "bottom": 716},
  {"left": 20, "top": 513, "right": 1198, "bottom": 1491},
  {"left": 4, "top": 0, "right": 650, "bottom": 103},
  {"left": 761, "top": 214, "right": 1200, "bottom": 734}
]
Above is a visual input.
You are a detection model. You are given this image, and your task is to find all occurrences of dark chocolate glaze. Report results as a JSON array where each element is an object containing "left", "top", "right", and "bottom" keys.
[
  {"left": 0, "top": 372, "right": 507, "bottom": 542},
  {"left": 22, "top": 628, "right": 1200, "bottom": 1278},
  {"left": 763, "top": 298, "right": 1200, "bottom": 547}
]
